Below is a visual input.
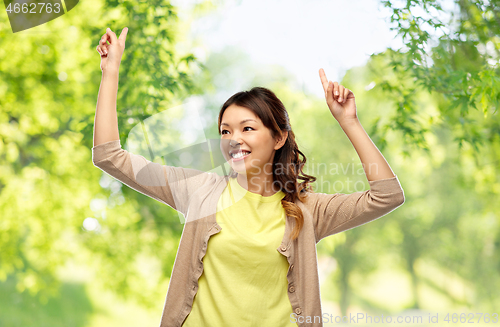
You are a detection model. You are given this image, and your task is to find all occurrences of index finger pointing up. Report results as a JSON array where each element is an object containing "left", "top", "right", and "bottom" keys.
[
  {"left": 118, "top": 27, "right": 128, "bottom": 43},
  {"left": 319, "top": 68, "right": 329, "bottom": 93}
]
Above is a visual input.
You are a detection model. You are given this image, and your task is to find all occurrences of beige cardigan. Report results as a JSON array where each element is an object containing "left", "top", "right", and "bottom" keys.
[{"left": 92, "top": 139, "right": 405, "bottom": 327}]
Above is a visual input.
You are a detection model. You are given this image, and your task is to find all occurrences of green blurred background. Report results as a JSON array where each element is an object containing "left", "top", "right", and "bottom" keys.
[{"left": 1, "top": 0, "right": 499, "bottom": 326}]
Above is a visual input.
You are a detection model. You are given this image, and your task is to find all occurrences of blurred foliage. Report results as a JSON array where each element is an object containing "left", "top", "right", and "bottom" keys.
[
  {"left": 317, "top": 55, "right": 500, "bottom": 315},
  {"left": 0, "top": 274, "right": 93, "bottom": 327},
  {"left": 312, "top": 0, "right": 500, "bottom": 317},
  {"left": 0, "top": 0, "right": 216, "bottom": 322},
  {"left": 375, "top": 0, "right": 500, "bottom": 158}
]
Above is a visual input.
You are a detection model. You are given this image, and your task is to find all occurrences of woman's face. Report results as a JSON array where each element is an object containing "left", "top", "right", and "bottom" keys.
[{"left": 220, "top": 104, "right": 286, "bottom": 176}]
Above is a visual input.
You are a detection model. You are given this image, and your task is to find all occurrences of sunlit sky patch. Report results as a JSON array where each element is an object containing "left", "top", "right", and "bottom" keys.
[{"left": 174, "top": 0, "right": 404, "bottom": 97}]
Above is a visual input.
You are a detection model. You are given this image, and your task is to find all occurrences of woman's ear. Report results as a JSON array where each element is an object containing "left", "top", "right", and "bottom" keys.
[{"left": 275, "top": 130, "right": 288, "bottom": 150}]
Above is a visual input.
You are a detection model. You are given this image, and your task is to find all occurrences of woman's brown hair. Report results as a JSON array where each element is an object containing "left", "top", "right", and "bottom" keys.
[{"left": 217, "top": 86, "right": 317, "bottom": 240}]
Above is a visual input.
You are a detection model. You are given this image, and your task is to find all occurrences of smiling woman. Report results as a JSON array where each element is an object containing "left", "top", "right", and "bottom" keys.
[
  {"left": 217, "top": 87, "right": 317, "bottom": 240},
  {"left": 92, "top": 36, "right": 405, "bottom": 325},
  {"left": 180, "top": 87, "right": 319, "bottom": 327}
]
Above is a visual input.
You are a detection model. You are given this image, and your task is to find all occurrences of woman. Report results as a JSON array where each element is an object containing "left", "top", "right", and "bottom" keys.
[{"left": 94, "top": 28, "right": 404, "bottom": 327}]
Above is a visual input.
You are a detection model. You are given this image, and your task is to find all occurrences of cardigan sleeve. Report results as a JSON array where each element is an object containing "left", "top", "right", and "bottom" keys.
[
  {"left": 311, "top": 175, "right": 405, "bottom": 242},
  {"left": 92, "top": 139, "right": 215, "bottom": 217}
]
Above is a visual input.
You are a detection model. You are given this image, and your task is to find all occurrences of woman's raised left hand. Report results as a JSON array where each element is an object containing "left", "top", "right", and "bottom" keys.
[{"left": 319, "top": 68, "right": 358, "bottom": 125}]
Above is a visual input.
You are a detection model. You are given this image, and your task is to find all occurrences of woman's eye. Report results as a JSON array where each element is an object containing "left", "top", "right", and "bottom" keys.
[{"left": 221, "top": 127, "right": 253, "bottom": 134}]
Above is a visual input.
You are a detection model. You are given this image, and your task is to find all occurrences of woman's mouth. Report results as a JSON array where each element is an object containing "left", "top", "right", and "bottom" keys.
[{"left": 230, "top": 151, "right": 251, "bottom": 162}]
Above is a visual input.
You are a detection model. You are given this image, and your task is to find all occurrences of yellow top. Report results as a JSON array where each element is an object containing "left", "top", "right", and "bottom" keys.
[{"left": 182, "top": 176, "right": 293, "bottom": 326}]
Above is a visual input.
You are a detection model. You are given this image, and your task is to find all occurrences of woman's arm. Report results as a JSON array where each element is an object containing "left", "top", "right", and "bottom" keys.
[
  {"left": 318, "top": 68, "right": 395, "bottom": 182},
  {"left": 94, "top": 27, "right": 128, "bottom": 147},
  {"left": 94, "top": 69, "right": 120, "bottom": 147},
  {"left": 339, "top": 119, "right": 395, "bottom": 181},
  {"left": 311, "top": 69, "right": 404, "bottom": 241}
]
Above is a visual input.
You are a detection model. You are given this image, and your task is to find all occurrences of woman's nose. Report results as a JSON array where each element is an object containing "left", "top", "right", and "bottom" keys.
[
  {"left": 230, "top": 140, "right": 241, "bottom": 146},
  {"left": 230, "top": 136, "right": 243, "bottom": 146}
]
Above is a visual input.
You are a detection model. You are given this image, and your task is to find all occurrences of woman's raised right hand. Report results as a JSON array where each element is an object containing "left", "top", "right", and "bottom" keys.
[{"left": 96, "top": 27, "right": 128, "bottom": 72}]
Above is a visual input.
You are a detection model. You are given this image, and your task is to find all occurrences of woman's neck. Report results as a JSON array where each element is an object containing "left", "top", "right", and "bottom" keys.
[{"left": 235, "top": 173, "right": 281, "bottom": 197}]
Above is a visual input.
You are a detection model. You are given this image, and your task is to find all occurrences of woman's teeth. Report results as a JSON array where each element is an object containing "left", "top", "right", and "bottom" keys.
[{"left": 231, "top": 151, "right": 250, "bottom": 159}]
